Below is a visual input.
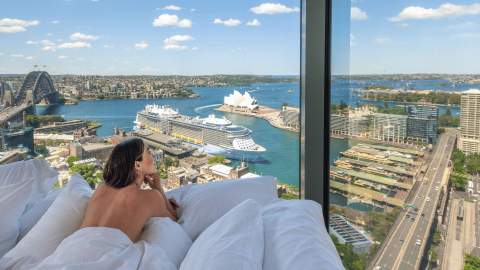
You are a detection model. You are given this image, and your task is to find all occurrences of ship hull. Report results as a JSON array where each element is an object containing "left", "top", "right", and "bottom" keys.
[{"left": 189, "top": 143, "right": 268, "bottom": 163}]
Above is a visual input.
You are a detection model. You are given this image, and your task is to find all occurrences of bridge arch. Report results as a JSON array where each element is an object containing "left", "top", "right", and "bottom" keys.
[{"left": 15, "top": 71, "right": 58, "bottom": 105}]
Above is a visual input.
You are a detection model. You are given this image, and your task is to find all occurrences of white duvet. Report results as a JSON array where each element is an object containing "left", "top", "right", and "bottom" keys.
[{"left": 18, "top": 227, "right": 177, "bottom": 270}]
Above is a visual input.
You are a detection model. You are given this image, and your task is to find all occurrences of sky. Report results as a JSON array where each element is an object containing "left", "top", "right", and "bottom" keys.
[{"left": 0, "top": 0, "right": 479, "bottom": 75}]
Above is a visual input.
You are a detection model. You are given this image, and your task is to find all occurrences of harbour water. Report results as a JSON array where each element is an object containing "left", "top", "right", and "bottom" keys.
[{"left": 38, "top": 78, "right": 480, "bottom": 195}]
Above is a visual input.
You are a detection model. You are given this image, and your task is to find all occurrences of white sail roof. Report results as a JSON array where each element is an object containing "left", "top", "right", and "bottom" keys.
[{"left": 224, "top": 90, "right": 259, "bottom": 110}]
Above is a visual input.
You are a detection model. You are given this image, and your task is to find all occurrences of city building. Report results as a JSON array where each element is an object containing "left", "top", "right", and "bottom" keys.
[
  {"left": 331, "top": 114, "right": 348, "bottom": 135},
  {"left": 199, "top": 162, "right": 249, "bottom": 180},
  {"left": 329, "top": 214, "right": 372, "bottom": 254},
  {"left": 347, "top": 107, "right": 372, "bottom": 137},
  {"left": 279, "top": 105, "right": 300, "bottom": 131},
  {"left": 1, "top": 127, "right": 35, "bottom": 154},
  {"left": 459, "top": 89, "right": 480, "bottom": 155},
  {"left": 371, "top": 113, "right": 408, "bottom": 143},
  {"left": 406, "top": 105, "right": 438, "bottom": 144}
]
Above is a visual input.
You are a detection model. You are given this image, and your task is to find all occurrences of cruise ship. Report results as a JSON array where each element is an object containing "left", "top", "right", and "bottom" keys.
[{"left": 135, "top": 104, "right": 267, "bottom": 161}]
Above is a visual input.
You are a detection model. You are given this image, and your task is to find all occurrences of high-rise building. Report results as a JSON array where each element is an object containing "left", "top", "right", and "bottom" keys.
[
  {"left": 459, "top": 89, "right": 480, "bottom": 155},
  {"left": 371, "top": 113, "right": 408, "bottom": 143},
  {"left": 406, "top": 105, "right": 438, "bottom": 144}
]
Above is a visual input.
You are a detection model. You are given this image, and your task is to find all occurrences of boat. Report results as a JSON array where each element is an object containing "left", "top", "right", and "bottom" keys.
[{"left": 134, "top": 104, "right": 267, "bottom": 162}]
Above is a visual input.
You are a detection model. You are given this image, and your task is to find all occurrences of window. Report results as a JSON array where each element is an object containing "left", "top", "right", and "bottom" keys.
[
  {"left": 323, "top": 1, "right": 479, "bottom": 269},
  {"left": 0, "top": 1, "right": 301, "bottom": 196}
]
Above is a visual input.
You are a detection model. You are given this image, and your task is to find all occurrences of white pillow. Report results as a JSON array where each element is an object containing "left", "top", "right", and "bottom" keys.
[
  {"left": 168, "top": 176, "right": 277, "bottom": 240},
  {"left": 139, "top": 217, "right": 192, "bottom": 268},
  {"left": 0, "top": 181, "right": 32, "bottom": 258},
  {"left": 17, "top": 188, "right": 62, "bottom": 241},
  {"left": 262, "top": 200, "right": 344, "bottom": 270},
  {"left": 180, "top": 199, "right": 264, "bottom": 270},
  {"left": 0, "top": 174, "right": 92, "bottom": 269},
  {"left": 0, "top": 160, "right": 58, "bottom": 207}
]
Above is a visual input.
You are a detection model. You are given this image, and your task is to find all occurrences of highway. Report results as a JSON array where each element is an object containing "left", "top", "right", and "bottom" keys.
[
  {"left": 0, "top": 104, "right": 31, "bottom": 124},
  {"left": 371, "top": 130, "right": 457, "bottom": 270}
]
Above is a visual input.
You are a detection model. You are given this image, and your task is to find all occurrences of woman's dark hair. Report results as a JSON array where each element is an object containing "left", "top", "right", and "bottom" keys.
[{"left": 103, "top": 138, "right": 144, "bottom": 188}]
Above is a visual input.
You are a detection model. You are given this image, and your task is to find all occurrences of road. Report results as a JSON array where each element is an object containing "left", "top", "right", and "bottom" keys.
[{"left": 371, "top": 130, "right": 457, "bottom": 270}]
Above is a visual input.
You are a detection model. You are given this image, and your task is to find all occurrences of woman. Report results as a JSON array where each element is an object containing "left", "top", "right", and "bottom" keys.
[{"left": 80, "top": 138, "right": 178, "bottom": 242}]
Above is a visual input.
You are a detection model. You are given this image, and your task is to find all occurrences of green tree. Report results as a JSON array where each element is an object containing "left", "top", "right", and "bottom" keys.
[
  {"left": 466, "top": 154, "right": 480, "bottom": 175},
  {"left": 35, "top": 144, "right": 49, "bottom": 156},
  {"left": 208, "top": 155, "right": 226, "bottom": 164},
  {"left": 465, "top": 254, "right": 480, "bottom": 270},
  {"left": 70, "top": 163, "right": 102, "bottom": 188},
  {"left": 66, "top": 156, "right": 80, "bottom": 167}
]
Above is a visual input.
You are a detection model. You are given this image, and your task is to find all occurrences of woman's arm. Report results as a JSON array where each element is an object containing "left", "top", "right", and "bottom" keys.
[{"left": 144, "top": 174, "right": 178, "bottom": 220}]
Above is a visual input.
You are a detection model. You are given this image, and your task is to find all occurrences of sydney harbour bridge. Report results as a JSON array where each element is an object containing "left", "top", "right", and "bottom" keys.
[{"left": 0, "top": 71, "right": 59, "bottom": 126}]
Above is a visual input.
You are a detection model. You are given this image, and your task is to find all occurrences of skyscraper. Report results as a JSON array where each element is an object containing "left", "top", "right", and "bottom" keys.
[
  {"left": 459, "top": 89, "right": 480, "bottom": 155},
  {"left": 406, "top": 105, "right": 438, "bottom": 144}
]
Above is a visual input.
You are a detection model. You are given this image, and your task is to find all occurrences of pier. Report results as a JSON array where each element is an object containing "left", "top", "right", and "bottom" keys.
[{"left": 217, "top": 104, "right": 299, "bottom": 133}]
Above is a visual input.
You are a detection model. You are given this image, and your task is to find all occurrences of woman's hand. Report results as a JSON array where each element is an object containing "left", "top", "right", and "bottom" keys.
[{"left": 144, "top": 173, "right": 162, "bottom": 191}]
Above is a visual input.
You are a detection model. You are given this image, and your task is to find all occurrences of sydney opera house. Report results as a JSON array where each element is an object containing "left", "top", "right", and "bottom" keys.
[{"left": 223, "top": 90, "right": 259, "bottom": 110}]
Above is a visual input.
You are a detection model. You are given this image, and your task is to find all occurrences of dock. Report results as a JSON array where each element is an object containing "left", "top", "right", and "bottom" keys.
[{"left": 216, "top": 104, "right": 299, "bottom": 133}]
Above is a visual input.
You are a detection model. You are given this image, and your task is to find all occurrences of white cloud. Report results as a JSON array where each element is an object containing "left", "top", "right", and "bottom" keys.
[
  {"left": 58, "top": 55, "right": 68, "bottom": 59},
  {"left": 134, "top": 41, "right": 149, "bottom": 49},
  {"left": 42, "top": 46, "right": 57, "bottom": 51},
  {"left": 58, "top": 42, "right": 91, "bottom": 49},
  {"left": 41, "top": 39, "right": 55, "bottom": 46},
  {"left": 390, "top": 3, "right": 480, "bottom": 22},
  {"left": 213, "top": 18, "right": 241, "bottom": 27},
  {"left": 374, "top": 37, "right": 391, "bottom": 44},
  {"left": 163, "top": 5, "right": 181, "bottom": 11},
  {"left": 250, "top": 3, "right": 299, "bottom": 15},
  {"left": 25, "top": 56, "right": 33, "bottom": 60},
  {"left": 246, "top": 19, "right": 261, "bottom": 27},
  {"left": 163, "top": 34, "right": 193, "bottom": 50},
  {"left": 26, "top": 40, "right": 38, "bottom": 45},
  {"left": 192, "top": 46, "right": 198, "bottom": 50},
  {"left": 397, "top": 22, "right": 409, "bottom": 27},
  {"left": 153, "top": 14, "right": 192, "bottom": 28},
  {"left": 0, "top": 18, "right": 39, "bottom": 33},
  {"left": 190, "top": 8, "right": 196, "bottom": 12},
  {"left": 70, "top": 32, "right": 98, "bottom": 41},
  {"left": 51, "top": 20, "right": 60, "bottom": 24},
  {"left": 10, "top": 54, "right": 24, "bottom": 58},
  {"left": 103, "top": 44, "right": 114, "bottom": 48},
  {"left": 351, "top": 7, "right": 368, "bottom": 21}
]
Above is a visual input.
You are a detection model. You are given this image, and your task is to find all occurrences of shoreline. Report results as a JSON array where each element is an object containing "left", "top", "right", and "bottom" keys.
[
  {"left": 216, "top": 104, "right": 299, "bottom": 133},
  {"left": 360, "top": 98, "right": 460, "bottom": 108}
]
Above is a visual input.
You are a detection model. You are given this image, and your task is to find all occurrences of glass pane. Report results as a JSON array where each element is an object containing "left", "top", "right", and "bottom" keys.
[
  {"left": 329, "top": 1, "right": 474, "bottom": 269},
  {"left": 0, "top": 1, "right": 300, "bottom": 193}
]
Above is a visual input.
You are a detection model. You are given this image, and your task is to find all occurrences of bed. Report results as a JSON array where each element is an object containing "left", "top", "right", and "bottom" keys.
[{"left": 0, "top": 159, "right": 344, "bottom": 270}]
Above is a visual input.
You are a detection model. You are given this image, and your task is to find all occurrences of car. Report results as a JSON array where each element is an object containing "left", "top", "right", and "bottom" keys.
[
  {"left": 426, "top": 197, "right": 431, "bottom": 202},
  {"left": 416, "top": 239, "right": 422, "bottom": 246}
]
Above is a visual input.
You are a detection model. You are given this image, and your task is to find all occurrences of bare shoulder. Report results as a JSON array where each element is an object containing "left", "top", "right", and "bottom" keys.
[
  {"left": 138, "top": 189, "right": 169, "bottom": 213},
  {"left": 139, "top": 189, "right": 165, "bottom": 202}
]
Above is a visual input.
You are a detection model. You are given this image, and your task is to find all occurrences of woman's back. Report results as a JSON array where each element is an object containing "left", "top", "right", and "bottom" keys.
[{"left": 80, "top": 183, "right": 171, "bottom": 242}]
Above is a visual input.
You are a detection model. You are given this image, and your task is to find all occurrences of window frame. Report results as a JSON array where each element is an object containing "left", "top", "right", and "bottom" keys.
[{"left": 300, "top": 0, "right": 332, "bottom": 227}]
